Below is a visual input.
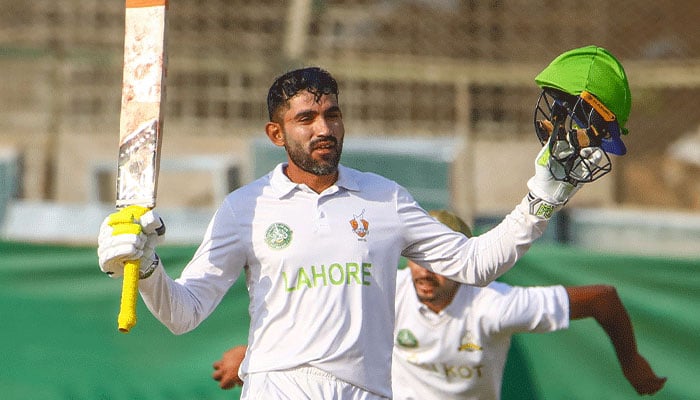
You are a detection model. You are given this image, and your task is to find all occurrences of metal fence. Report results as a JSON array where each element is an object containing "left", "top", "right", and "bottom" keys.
[{"left": 1, "top": 0, "right": 700, "bottom": 209}]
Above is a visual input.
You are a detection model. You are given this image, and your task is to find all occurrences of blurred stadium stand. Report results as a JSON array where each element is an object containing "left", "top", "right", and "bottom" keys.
[{"left": 1, "top": 0, "right": 699, "bottom": 256}]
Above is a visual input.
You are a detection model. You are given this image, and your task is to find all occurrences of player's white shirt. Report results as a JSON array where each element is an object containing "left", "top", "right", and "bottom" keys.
[
  {"left": 139, "top": 163, "right": 548, "bottom": 398},
  {"left": 392, "top": 268, "right": 569, "bottom": 400}
]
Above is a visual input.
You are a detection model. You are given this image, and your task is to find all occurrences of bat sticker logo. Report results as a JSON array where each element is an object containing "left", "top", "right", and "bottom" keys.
[{"left": 116, "top": 118, "right": 159, "bottom": 208}]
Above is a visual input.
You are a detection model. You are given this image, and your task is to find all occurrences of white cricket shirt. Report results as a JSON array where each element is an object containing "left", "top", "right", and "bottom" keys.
[
  {"left": 139, "top": 163, "right": 548, "bottom": 398},
  {"left": 392, "top": 268, "right": 569, "bottom": 400}
]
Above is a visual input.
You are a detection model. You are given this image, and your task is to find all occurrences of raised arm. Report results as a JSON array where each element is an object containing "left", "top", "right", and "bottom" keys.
[{"left": 566, "top": 285, "right": 667, "bottom": 395}]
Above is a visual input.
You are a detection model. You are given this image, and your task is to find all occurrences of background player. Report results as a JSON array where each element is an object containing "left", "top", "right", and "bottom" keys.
[
  {"left": 213, "top": 210, "right": 667, "bottom": 399},
  {"left": 393, "top": 210, "right": 666, "bottom": 399}
]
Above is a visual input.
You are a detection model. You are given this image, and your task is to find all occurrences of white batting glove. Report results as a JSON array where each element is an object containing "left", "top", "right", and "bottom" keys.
[
  {"left": 526, "top": 145, "right": 583, "bottom": 219},
  {"left": 97, "top": 207, "right": 165, "bottom": 279},
  {"left": 569, "top": 146, "right": 607, "bottom": 183}
]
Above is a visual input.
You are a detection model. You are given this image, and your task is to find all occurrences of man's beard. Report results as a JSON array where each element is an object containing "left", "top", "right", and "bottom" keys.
[
  {"left": 285, "top": 136, "right": 342, "bottom": 176},
  {"left": 413, "top": 277, "right": 438, "bottom": 303}
]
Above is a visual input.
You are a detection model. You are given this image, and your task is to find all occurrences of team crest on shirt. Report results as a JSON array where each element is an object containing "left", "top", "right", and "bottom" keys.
[
  {"left": 396, "top": 329, "right": 419, "bottom": 348},
  {"left": 265, "top": 222, "right": 292, "bottom": 249},
  {"left": 458, "top": 331, "right": 482, "bottom": 352},
  {"left": 349, "top": 210, "right": 369, "bottom": 239}
]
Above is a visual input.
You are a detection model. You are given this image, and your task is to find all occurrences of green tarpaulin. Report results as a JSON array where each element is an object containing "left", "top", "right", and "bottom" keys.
[{"left": 1, "top": 241, "right": 697, "bottom": 399}]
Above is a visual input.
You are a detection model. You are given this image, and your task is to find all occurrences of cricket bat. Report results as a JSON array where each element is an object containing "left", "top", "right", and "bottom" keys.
[{"left": 115, "top": 0, "right": 168, "bottom": 333}]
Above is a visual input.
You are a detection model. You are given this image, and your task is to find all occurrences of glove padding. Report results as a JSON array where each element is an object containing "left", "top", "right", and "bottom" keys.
[
  {"left": 526, "top": 145, "right": 603, "bottom": 218},
  {"left": 98, "top": 206, "right": 165, "bottom": 279}
]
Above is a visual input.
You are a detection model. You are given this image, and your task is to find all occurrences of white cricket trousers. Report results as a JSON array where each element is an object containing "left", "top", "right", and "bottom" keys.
[{"left": 240, "top": 366, "right": 389, "bottom": 400}]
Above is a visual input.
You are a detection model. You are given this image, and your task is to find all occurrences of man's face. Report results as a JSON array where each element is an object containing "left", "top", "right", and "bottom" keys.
[
  {"left": 407, "top": 260, "right": 460, "bottom": 310},
  {"left": 278, "top": 90, "right": 344, "bottom": 176}
]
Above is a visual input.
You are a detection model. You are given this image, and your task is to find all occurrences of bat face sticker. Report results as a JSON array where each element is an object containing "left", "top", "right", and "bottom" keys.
[{"left": 117, "top": 118, "right": 159, "bottom": 208}]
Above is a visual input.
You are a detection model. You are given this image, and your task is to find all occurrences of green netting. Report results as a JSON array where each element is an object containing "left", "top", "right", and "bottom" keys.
[{"left": 0, "top": 241, "right": 697, "bottom": 399}]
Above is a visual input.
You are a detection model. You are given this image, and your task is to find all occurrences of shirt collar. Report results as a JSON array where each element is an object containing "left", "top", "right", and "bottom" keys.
[
  {"left": 418, "top": 303, "right": 445, "bottom": 323},
  {"left": 336, "top": 164, "right": 360, "bottom": 192},
  {"left": 269, "top": 163, "right": 297, "bottom": 198},
  {"left": 269, "top": 163, "right": 360, "bottom": 198}
]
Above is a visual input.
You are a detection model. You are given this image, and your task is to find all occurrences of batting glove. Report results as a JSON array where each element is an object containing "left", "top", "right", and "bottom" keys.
[
  {"left": 526, "top": 145, "right": 583, "bottom": 219},
  {"left": 97, "top": 205, "right": 166, "bottom": 279}
]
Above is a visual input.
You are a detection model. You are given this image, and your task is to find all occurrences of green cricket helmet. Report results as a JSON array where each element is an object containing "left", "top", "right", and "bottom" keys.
[{"left": 535, "top": 45, "right": 631, "bottom": 156}]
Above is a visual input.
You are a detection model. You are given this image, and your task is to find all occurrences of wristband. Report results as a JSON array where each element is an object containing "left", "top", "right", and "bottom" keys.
[
  {"left": 140, "top": 253, "right": 160, "bottom": 280},
  {"left": 527, "top": 192, "right": 560, "bottom": 219}
]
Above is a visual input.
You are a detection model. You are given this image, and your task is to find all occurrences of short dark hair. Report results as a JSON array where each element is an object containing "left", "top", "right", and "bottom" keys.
[{"left": 266, "top": 67, "right": 339, "bottom": 121}]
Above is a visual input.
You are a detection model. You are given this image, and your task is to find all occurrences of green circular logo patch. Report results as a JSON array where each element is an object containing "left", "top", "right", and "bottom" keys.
[
  {"left": 396, "top": 328, "right": 418, "bottom": 348},
  {"left": 265, "top": 223, "right": 292, "bottom": 250}
]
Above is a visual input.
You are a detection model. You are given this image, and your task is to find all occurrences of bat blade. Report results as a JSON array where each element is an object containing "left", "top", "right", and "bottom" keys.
[
  {"left": 117, "top": 0, "right": 168, "bottom": 209},
  {"left": 116, "top": 0, "right": 168, "bottom": 333}
]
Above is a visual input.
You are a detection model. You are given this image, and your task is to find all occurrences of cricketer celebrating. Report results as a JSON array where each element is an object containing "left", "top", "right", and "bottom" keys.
[{"left": 98, "top": 45, "right": 627, "bottom": 399}]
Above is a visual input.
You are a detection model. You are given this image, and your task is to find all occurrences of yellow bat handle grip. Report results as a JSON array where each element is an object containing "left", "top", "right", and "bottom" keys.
[
  {"left": 111, "top": 204, "right": 149, "bottom": 333},
  {"left": 118, "top": 259, "right": 140, "bottom": 333}
]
